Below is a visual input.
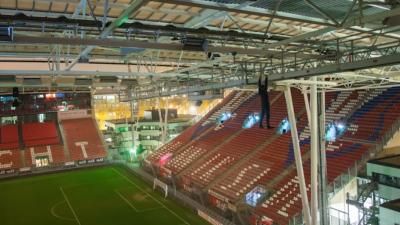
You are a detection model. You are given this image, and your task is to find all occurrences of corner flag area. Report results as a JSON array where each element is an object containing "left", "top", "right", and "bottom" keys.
[{"left": 0, "top": 166, "right": 209, "bottom": 225}]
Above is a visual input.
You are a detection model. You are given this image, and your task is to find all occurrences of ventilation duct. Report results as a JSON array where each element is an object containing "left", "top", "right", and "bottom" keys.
[
  {"left": 23, "top": 78, "right": 41, "bottom": 85},
  {"left": 0, "top": 26, "right": 13, "bottom": 42},
  {"left": 99, "top": 76, "right": 118, "bottom": 83},
  {"left": 181, "top": 37, "right": 208, "bottom": 51},
  {"left": 75, "top": 78, "right": 92, "bottom": 86},
  {"left": 0, "top": 75, "right": 16, "bottom": 83},
  {"left": 121, "top": 78, "right": 138, "bottom": 86}
]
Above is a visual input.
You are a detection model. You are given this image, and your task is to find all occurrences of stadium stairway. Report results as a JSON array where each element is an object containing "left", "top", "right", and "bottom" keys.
[
  {"left": 19, "top": 150, "right": 26, "bottom": 167},
  {"left": 145, "top": 90, "right": 239, "bottom": 165},
  {"left": 60, "top": 117, "right": 107, "bottom": 161},
  {"left": 205, "top": 89, "right": 305, "bottom": 204},
  {"left": 204, "top": 92, "right": 304, "bottom": 190},
  {"left": 57, "top": 118, "right": 72, "bottom": 161},
  {"left": 17, "top": 120, "right": 24, "bottom": 149},
  {"left": 159, "top": 92, "right": 257, "bottom": 175},
  {"left": 201, "top": 91, "right": 255, "bottom": 127},
  {"left": 175, "top": 92, "right": 282, "bottom": 182}
]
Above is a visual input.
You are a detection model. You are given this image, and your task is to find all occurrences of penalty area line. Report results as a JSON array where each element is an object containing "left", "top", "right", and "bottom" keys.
[
  {"left": 60, "top": 186, "right": 82, "bottom": 225},
  {"left": 112, "top": 168, "right": 190, "bottom": 225},
  {"left": 114, "top": 189, "right": 139, "bottom": 212}
]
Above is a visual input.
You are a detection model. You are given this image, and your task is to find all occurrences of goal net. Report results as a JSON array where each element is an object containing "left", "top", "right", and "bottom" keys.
[{"left": 153, "top": 178, "right": 168, "bottom": 198}]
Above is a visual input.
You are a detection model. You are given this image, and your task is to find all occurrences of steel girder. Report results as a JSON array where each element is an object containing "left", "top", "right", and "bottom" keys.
[
  {"left": 129, "top": 42, "right": 400, "bottom": 100},
  {"left": 64, "top": 0, "right": 149, "bottom": 71}
]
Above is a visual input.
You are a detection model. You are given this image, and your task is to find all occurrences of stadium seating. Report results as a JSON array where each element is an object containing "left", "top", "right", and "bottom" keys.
[
  {"left": 343, "top": 88, "right": 400, "bottom": 142},
  {"left": 144, "top": 87, "right": 400, "bottom": 225},
  {"left": 165, "top": 92, "right": 273, "bottom": 175},
  {"left": 146, "top": 91, "right": 250, "bottom": 165},
  {"left": 0, "top": 124, "right": 19, "bottom": 149},
  {"left": 252, "top": 87, "right": 400, "bottom": 224},
  {"left": 201, "top": 91, "right": 255, "bottom": 126},
  {"left": 181, "top": 91, "right": 283, "bottom": 187},
  {"left": 61, "top": 118, "right": 107, "bottom": 161},
  {"left": 22, "top": 122, "right": 60, "bottom": 147},
  {"left": 24, "top": 145, "right": 66, "bottom": 166},
  {"left": 203, "top": 89, "right": 304, "bottom": 201},
  {"left": 0, "top": 149, "right": 21, "bottom": 170}
]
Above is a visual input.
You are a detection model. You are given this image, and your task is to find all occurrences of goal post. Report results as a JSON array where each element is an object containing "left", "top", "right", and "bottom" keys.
[{"left": 153, "top": 178, "right": 168, "bottom": 198}]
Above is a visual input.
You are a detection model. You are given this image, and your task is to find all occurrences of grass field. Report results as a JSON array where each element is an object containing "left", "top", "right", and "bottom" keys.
[{"left": 0, "top": 165, "right": 210, "bottom": 225}]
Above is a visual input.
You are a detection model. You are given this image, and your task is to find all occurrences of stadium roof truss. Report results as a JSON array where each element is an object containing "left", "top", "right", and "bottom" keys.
[{"left": 0, "top": 0, "right": 400, "bottom": 96}]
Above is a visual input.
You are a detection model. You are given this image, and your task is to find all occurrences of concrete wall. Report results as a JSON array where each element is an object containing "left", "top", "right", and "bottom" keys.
[
  {"left": 378, "top": 184, "right": 400, "bottom": 200},
  {"left": 367, "top": 163, "right": 400, "bottom": 178},
  {"left": 385, "top": 128, "right": 400, "bottom": 149},
  {"left": 380, "top": 206, "right": 400, "bottom": 225}
]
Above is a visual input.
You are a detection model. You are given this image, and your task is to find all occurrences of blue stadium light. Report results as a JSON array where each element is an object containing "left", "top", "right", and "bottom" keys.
[
  {"left": 243, "top": 112, "right": 260, "bottom": 129},
  {"left": 245, "top": 185, "right": 267, "bottom": 207},
  {"left": 277, "top": 118, "right": 291, "bottom": 134},
  {"left": 337, "top": 122, "right": 346, "bottom": 131},
  {"left": 217, "top": 111, "right": 232, "bottom": 125},
  {"left": 325, "top": 121, "right": 347, "bottom": 142},
  {"left": 326, "top": 123, "right": 337, "bottom": 141}
]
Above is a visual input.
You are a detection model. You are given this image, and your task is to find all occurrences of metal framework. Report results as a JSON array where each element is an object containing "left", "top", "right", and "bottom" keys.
[
  {"left": 0, "top": 0, "right": 399, "bottom": 94},
  {"left": 1, "top": 1, "right": 400, "bottom": 224}
]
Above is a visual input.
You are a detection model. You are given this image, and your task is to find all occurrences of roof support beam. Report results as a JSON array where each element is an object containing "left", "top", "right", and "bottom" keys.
[
  {"left": 65, "top": 0, "right": 148, "bottom": 71},
  {"left": 131, "top": 47, "right": 400, "bottom": 99},
  {"left": 153, "top": 0, "right": 331, "bottom": 26},
  {"left": 16, "top": 0, "right": 129, "bottom": 9},
  {"left": 303, "top": 0, "right": 339, "bottom": 25},
  {"left": 267, "top": 6, "right": 400, "bottom": 48},
  {"left": 268, "top": 53, "right": 400, "bottom": 81},
  {"left": 0, "top": 70, "right": 176, "bottom": 77},
  {"left": 12, "top": 35, "right": 315, "bottom": 58}
]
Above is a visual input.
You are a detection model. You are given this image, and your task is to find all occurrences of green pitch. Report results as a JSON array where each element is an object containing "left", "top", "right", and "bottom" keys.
[{"left": 0, "top": 165, "right": 210, "bottom": 225}]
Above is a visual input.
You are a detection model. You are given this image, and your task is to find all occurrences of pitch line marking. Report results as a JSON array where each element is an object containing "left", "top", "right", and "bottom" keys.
[
  {"left": 112, "top": 168, "right": 190, "bottom": 225},
  {"left": 50, "top": 201, "right": 75, "bottom": 221},
  {"left": 115, "top": 188, "right": 163, "bottom": 213},
  {"left": 114, "top": 189, "right": 139, "bottom": 212},
  {"left": 60, "top": 187, "right": 82, "bottom": 225}
]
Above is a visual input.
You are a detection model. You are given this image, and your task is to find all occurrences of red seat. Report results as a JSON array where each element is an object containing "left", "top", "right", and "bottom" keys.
[
  {"left": 0, "top": 124, "right": 19, "bottom": 150},
  {"left": 61, "top": 118, "right": 107, "bottom": 161},
  {"left": 22, "top": 122, "right": 59, "bottom": 147}
]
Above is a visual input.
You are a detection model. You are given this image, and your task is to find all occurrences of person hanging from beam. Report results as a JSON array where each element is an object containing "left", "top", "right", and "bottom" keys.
[{"left": 259, "top": 75, "right": 274, "bottom": 129}]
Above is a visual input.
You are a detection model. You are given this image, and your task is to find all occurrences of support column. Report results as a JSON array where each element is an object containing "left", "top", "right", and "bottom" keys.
[
  {"left": 162, "top": 97, "right": 169, "bottom": 143},
  {"left": 310, "top": 77, "right": 319, "bottom": 225},
  {"left": 319, "top": 90, "right": 328, "bottom": 225},
  {"left": 156, "top": 97, "right": 164, "bottom": 147},
  {"left": 284, "top": 85, "right": 311, "bottom": 225},
  {"left": 302, "top": 86, "right": 311, "bottom": 128}
]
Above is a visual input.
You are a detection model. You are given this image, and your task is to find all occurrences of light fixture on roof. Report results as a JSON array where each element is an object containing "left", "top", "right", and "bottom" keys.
[
  {"left": 0, "top": 26, "right": 13, "bottom": 42},
  {"left": 181, "top": 36, "right": 208, "bottom": 51}
]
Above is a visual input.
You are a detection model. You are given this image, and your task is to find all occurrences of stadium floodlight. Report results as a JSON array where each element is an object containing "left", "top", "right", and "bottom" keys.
[
  {"left": 243, "top": 112, "right": 260, "bottom": 129},
  {"left": 189, "top": 105, "right": 197, "bottom": 114},
  {"left": 217, "top": 111, "right": 232, "bottom": 125},
  {"left": 278, "top": 118, "right": 291, "bottom": 134},
  {"left": 337, "top": 123, "right": 345, "bottom": 131}
]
